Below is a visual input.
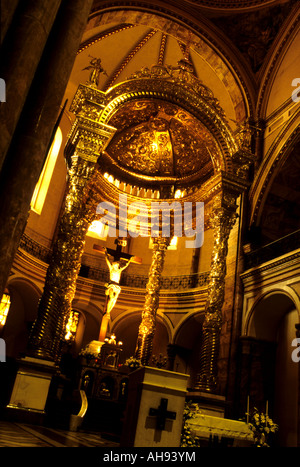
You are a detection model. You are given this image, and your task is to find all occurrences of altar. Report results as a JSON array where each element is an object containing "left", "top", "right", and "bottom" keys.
[{"left": 187, "top": 413, "right": 254, "bottom": 446}]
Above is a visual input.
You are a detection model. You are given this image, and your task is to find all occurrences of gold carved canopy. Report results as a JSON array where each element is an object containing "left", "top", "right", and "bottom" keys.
[{"left": 65, "top": 60, "right": 254, "bottom": 234}]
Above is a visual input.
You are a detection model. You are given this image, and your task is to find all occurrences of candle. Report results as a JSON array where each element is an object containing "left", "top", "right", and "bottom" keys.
[{"left": 246, "top": 396, "right": 249, "bottom": 424}]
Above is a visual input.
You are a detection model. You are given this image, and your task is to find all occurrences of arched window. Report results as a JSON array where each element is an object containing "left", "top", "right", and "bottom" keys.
[{"left": 30, "top": 127, "right": 62, "bottom": 214}]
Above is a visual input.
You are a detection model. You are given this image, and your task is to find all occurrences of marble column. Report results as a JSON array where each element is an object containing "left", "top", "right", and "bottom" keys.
[
  {"left": 135, "top": 237, "right": 170, "bottom": 365},
  {"left": 195, "top": 195, "right": 237, "bottom": 392},
  {"left": 0, "top": 0, "right": 94, "bottom": 300}
]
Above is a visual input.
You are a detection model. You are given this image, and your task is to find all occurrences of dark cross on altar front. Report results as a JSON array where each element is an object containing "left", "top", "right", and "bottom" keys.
[{"left": 149, "top": 398, "right": 177, "bottom": 430}]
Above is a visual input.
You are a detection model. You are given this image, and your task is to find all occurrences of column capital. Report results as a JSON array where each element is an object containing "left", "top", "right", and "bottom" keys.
[
  {"left": 199, "top": 170, "right": 250, "bottom": 206},
  {"left": 65, "top": 83, "right": 116, "bottom": 168}
]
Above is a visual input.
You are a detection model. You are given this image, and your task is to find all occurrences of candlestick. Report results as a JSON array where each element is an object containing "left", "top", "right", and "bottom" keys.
[{"left": 246, "top": 395, "right": 249, "bottom": 424}]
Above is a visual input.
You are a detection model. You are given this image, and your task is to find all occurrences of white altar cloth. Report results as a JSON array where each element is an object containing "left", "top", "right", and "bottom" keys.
[{"left": 187, "top": 414, "right": 253, "bottom": 441}]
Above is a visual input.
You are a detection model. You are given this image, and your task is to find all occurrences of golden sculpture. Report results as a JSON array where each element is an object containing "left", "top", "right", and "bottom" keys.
[
  {"left": 94, "top": 239, "right": 142, "bottom": 342},
  {"left": 104, "top": 249, "right": 133, "bottom": 284},
  {"left": 82, "top": 56, "right": 108, "bottom": 87}
]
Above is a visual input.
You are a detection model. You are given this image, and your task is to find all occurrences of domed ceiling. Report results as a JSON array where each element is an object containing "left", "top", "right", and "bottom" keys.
[{"left": 106, "top": 99, "right": 215, "bottom": 180}]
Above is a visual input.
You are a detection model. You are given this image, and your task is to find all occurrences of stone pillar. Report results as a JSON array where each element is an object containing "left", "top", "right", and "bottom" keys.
[
  {"left": 195, "top": 194, "right": 237, "bottom": 392},
  {"left": 0, "top": 0, "right": 94, "bottom": 300},
  {"left": 0, "top": 0, "right": 19, "bottom": 44},
  {"left": 0, "top": 0, "right": 62, "bottom": 169},
  {"left": 166, "top": 344, "right": 178, "bottom": 371},
  {"left": 135, "top": 237, "right": 170, "bottom": 365}
]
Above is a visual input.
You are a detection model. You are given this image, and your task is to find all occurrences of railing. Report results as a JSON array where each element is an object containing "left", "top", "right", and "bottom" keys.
[
  {"left": 19, "top": 233, "right": 210, "bottom": 290},
  {"left": 244, "top": 229, "right": 300, "bottom": 269},
  {"left": 79, "top": 264, "right": 210, "bottom": 290},
  {"left": 19, "top": 234, "right": 51, "bottom": 263}
]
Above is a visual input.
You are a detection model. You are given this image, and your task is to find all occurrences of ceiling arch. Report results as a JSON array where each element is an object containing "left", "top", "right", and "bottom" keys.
[
  {"left": 248, "top": 116, "right": 300, "bottom": 228},
  {"left": 64, "top": 6, "right": 254, "bottom": 128}
]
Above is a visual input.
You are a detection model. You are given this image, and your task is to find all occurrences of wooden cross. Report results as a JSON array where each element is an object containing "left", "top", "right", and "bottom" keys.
[
  {"left": 149, "top": 398, "right": 177, "bottom": 430},
  {"left": 93, "top": 238, "right": 142, "bottom": 266},
  {"left": 94, "top": 238, "right": 142, "bottom": 284}
]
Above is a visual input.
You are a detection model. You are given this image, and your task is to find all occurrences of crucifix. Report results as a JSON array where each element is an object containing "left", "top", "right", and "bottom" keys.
[
  {"left": 94, "top": 238, "right": 142, "bottom": 341},
  {"left": 149, "top": 398, "right": 177, "bottom": 430}
]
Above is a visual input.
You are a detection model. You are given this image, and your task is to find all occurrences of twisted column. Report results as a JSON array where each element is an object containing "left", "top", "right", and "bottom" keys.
[
  {"left": 27, "top": 158, "right": 97, "bottom": 361},
  {"left": 135, "top": 236, "right": 170, "bottom": 365},
  {"left": 195, "top": 197, "right": 237, "bottom": 392}
]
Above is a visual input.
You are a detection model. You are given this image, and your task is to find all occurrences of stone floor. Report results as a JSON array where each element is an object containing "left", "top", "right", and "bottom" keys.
[{"left": 0, "top": 421, "right": 120, "bottom": 447}]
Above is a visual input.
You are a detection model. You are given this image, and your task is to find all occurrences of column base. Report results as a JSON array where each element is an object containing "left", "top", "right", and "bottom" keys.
[{"left": 5, "top": 356, "right": 57, "bottom": 424}]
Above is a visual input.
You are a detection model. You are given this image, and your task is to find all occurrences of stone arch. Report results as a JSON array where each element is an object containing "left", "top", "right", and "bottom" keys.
[
  {"left": 242, "top": 288, "right": 299, "bottom": 446},
  {"left": 3, "top": 278, "right": 41, "bottom": 358},
  {"left": 245, "top": 289, "right": 298, "bottom": 341},
  {"left": 172, "top": 311, "right": 205, "bottom": 388},
  {"left": 71, "top": 299, "right": 103, "bottom": 350},
  {"left": 112, "top": 310, "right": 170, "bottom": 364},
  {"left": 258, "top": 15, "right": 300, "bottom": 119},
  {"left": 249, "top": 123, "right": 300, "bottom": 230}
]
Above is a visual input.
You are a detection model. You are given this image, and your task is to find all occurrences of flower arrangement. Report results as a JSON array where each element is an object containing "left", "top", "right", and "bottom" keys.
[
  {"left": 247, "top": 407, "right": 278, "bottom": 447},
  {"left": 181, "top": 401, "right": 201, "bottom": 447},
  {"left": 124, "top": 356, "right": 142, "bottom": 369},
  {"left": 150, "top": 353, "right": 168, "bottom": 368}
]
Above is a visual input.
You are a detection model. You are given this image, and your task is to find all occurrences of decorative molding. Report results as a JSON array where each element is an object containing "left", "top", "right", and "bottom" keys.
[
  {"left": 241, "top": 248, "right": 300, "bottom": 282},
  {"left": 77, "top": 23, "right": 137, "bottom": 55}
]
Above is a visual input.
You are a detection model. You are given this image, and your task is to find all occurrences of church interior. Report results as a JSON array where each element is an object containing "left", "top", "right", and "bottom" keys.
[{"left": 1, "top": 0, "right": 300, "bottom": 448}]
